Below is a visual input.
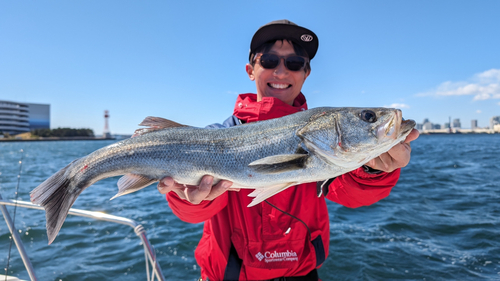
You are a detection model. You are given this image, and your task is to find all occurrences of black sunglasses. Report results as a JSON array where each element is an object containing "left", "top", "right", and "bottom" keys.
[{"left": 257, "top": 53, "right": 308, "bottom": 71}]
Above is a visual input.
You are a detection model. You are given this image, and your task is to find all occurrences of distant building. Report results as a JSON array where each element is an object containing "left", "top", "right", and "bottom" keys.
[
  {"left": 452, "top": 118, "right": 461, "bottom": 128},
  {"left": 490, "top": 116, "right": 500, "bottom": 131},
  {"left": 26, "top": 103, "right": 50, "bottom": 130},
  {"left": 444, "top": 122, "right": 450, "bottom": 129},
  {"left": 419, "top": 118, "right": 444, "bottom": 131},
  {"left": 0, "top": 100, "right": 30, "bottom": 135},
  {"left": 471, "top": 120, "right": 478, "bottom": 130},
  {"left": 0, "top": 100, "right": 50, "bottom": 135},
  {"left": 423, "top": 120, "right": 433, "bottom": 130}
]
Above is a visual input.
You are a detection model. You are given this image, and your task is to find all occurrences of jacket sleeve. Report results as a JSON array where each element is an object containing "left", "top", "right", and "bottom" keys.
[
  {"left": 166, "top": 192, "right": 229, "bottom": 223},
  {"left": 325, "top": 167, "right": 401, "bottom": 208}
]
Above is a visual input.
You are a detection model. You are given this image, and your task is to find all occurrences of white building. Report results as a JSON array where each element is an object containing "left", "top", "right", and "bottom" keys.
[
  {"left": 0, "top": 100, "right": 50, "bottom": 135},
  {"left": 471, "top": 120, "right": 478, "bottom": 130},
  {"left": 491, "top": 116, "right": 500, "bottom": 130}
]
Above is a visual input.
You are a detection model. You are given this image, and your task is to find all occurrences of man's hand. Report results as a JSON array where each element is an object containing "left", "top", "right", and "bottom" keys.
[
  {"left": 365, "top": 128, "right": 420, "bottom": 173},
  {"left": 157, "top": 175, "right": 236, "bottom": 204}
]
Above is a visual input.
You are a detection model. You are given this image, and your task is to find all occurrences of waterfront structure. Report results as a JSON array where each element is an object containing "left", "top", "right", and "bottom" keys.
[
  {"left": 471, "top": 120, "right": 478, "bottom": 130},
  {"left": 452, "top": 119, "right": 461, "bottom": 128},
  {"left": 422, "top": 120, "right": 433, "bottom": 130},
  {"left": 0, "top": 100, "right": 50, "bottom": 135},
  {"left": 103, "top": 110, "right": 112, "bottom": 139},
  {"left": 490, "top": 116, "right": 500, "bottom": 130},
  {"left": 0, "top": 100, "right": 29, "bottom": 134},
  {"left": 26, "top": 103, "right": 50, "bottom": 129}
]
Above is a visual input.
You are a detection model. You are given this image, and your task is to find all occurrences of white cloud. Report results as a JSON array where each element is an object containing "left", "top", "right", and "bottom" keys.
[
  {"left": 477, "top": 110, "right": 482, "bottom": 114},
  {"left": 417, "top": 69, "right": 500, "bottom": 101},
  {"left": 384, "top": 103, "right": 410, "bottom": 109}
]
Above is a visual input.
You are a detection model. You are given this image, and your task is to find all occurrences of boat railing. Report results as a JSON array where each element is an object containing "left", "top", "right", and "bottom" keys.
[{"left": 0, "top": 195, "right": 165, "bottom": 281}]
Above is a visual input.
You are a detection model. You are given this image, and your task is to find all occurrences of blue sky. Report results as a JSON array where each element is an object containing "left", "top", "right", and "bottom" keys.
[{"left": 1, "top": 1, "right": 499, "bottom": 134}]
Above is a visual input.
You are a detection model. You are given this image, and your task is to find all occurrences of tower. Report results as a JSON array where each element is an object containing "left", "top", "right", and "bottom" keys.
[{"left": 103, "top": 110, "right": 111, "bottom": 139}]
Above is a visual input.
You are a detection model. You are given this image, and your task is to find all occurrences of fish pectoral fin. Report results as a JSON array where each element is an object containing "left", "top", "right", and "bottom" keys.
[
  {"left": 247, "top": 182, "right": 297, "bottom": 207},
  {"left": 111, "top": 174, "right": 158, "bottom": 200},
  {"left": 248, "top": 154, "right": 308, "bottom": 174},
  {"left": 132, "top": 117, "right": 189, "bottom": 137}
]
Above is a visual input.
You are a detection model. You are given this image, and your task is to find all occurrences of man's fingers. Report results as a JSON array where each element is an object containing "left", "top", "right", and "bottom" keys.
[
  {"left": 184, "top": 175, "right": 214, "bottom": 204},
  {"left": 158, "top": 175, "right": 236, "bottom": 203},
  {"left": 404, "top": 128, "right": 419, "bottom": 143},
  {"left": 206, "top": 180, "right": 233, "bottom": 201},
  {"left": 157, "top": 177, "right": 177, "bottom": 194}
]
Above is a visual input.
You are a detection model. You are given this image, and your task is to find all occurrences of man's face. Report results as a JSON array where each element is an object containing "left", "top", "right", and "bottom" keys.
[{"left": 246, "top": 40, "right": 310, "bottom": 105}]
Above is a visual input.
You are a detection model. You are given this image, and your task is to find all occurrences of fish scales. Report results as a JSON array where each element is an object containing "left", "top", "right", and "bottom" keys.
[{"left": 30, "top": 107, "right": 415, "bottom": 244}]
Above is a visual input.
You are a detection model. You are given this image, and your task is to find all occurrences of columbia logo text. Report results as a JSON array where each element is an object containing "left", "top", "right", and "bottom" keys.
[{"left": 255, "top": 250, "right": 298, "bottom": 263}]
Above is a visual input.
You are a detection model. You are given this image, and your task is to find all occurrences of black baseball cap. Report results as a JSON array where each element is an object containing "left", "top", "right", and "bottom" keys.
[{"left": 249, "top": 19, "right": 319, "bottom": 61}]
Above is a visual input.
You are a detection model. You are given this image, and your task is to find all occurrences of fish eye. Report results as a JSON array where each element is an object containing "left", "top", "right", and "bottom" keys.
[{"left": 360, "top": 110, "right": 377, "bottom": 123}]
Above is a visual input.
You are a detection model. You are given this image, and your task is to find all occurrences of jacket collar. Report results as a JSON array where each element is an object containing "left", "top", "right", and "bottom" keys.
[{"left": 233, "top": 93, "right": 308, "bottom": 123}]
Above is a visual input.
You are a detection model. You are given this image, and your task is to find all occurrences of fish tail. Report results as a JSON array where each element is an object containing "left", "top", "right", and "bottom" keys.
[{"left": 30, "top": 160, "right": 81, "bottom": 244}]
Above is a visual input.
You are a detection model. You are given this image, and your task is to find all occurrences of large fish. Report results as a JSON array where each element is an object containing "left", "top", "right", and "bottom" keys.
[{"left": 31, "top": 107, "right": 415, "bottom": 244}]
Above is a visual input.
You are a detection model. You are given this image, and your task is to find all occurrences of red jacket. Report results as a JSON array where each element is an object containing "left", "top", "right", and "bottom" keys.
[{"left": 167, "top": 93, "right": 400, "bottom": 280}]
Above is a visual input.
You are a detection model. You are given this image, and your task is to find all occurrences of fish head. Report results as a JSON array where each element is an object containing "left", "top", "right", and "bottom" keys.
[{"left": 298, "top": 107, "right": 415, "bottom": 169}]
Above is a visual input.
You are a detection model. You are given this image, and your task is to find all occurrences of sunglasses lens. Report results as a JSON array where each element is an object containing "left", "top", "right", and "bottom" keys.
[
  {"left": 260, "top": 54, "right": 280, "bottom": 69},
  {"left": 285, "top": 57, "right": 306, "bottom": 71},
  {"left": 259, "top": 54, "right": 306, "bottom": 71}
]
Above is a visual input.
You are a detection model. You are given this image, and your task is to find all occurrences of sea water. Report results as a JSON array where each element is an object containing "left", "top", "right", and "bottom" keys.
[{"left": 1, "top": 135, "right": 499, "bottom": 280}]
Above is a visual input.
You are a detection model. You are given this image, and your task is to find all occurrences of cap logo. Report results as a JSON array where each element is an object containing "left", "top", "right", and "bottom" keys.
[{"left": 301, "top": 34, "right": 313, "bottom": 42}]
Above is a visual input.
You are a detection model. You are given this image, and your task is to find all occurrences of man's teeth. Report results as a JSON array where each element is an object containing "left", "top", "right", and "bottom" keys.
[{"left": 269, "top": 83, "right": 290, "bottom": 89}]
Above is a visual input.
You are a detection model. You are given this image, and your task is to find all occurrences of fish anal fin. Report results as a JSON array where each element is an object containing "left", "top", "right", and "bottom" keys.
[
  {"left": 111, "top": 174, "right": 157, "bottom": 200},
  {"left": 247, "top": 183, "right": 296, "bottom": 207},
  {"left": 248, "top": 154, "right": 308, "bottom": 174}
]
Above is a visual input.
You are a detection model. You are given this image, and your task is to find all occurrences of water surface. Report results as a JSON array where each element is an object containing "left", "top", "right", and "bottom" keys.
[{"left": 1, "top": 135, "right": 499, "bottom": 280}]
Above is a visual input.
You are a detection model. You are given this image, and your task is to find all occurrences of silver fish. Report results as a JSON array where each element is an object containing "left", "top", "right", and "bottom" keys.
[{"left": 30, "top": 107, "right": 415, "bottom": 244}]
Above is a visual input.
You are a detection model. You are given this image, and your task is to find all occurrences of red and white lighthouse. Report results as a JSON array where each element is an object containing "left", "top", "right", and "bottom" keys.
[{"left": 103, "top": 110, "right": 112, "bottom": 139}]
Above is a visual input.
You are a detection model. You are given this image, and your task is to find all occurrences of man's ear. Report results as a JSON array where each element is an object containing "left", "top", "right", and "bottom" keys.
[
  {"left": 245, "top": 63, "right": 255, "bottom": 81},
  {"left": 304, "top": 68, "right": 311, "bottom": 81}
]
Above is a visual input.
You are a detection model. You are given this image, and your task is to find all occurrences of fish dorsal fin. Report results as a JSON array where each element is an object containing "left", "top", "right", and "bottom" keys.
[
  {"left": 247, "top": 182, "right": 297, "bottom": 207},
  {"left": 110, "top": 173, "right": 158, "bottom": 200},
  {"left": 132, "top": 116, "right": 189, "bottom": 137},
  {"left": 139, "top": 116, "right": 188, "bottom": 128},
  {"left": 248, "top": 154, "right": 308, "bottom": 174}
]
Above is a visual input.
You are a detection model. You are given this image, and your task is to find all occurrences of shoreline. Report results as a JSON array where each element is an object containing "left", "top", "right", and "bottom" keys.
[{"left": 419, "top": 131, "right": 498, "bottom": 135}]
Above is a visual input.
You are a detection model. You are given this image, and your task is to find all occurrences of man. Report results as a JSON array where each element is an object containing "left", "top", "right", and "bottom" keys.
[{"left": 158, "top": 20, "right": 419, "bottom": 280}]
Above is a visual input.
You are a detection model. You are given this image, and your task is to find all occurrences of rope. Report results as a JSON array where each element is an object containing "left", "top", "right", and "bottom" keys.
[
  {"left": 4, "top": 149, "right": 24, "bottom": 280},
  {"left": 134, "top": 224, "right": 145, "bottom": 236}
]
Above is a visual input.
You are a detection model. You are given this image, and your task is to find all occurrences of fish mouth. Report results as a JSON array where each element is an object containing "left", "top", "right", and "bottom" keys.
[{"left": 378, "top": 110, "right": 415, "bottom": 140}]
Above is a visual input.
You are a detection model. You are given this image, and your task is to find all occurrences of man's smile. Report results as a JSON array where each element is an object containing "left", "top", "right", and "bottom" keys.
[{"left": 268, "top": 83, "right": 291, "bottom": 89}]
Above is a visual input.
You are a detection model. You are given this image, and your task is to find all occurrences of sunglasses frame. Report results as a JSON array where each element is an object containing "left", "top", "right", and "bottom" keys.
[{"left": 255, "top": 53, "right": 309, "bottom": 72}]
